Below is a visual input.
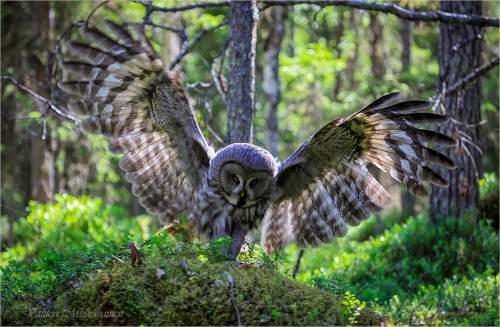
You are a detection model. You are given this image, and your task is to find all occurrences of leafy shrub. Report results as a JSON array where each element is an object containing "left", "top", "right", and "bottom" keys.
[
  {"left": 2, "top": 227, "right": 185, "bottom": 311},
  {"left": 1, "top": 194, "right": 154, "bottom": 266},
  {"left": 301, "top": 214, "right": 498, "bottom": 303},
  {"left": 365, "top": 218, "right": 493, "bottom": 299},
  {"left": 346, "top": 207, "right": 408, "bottom": 242},
  {"left": 1, "top": 241, "right": 123, "bottom": 305},
  {"left": 479, "top": 172, "right": 499, "bottom": 228},
  {"left": 295, "top": 211, "right": 499, "bottom": 326},
  {"left": 310, "top": 272, "right": 350, "bottom": 297},
  {"left": 384, "top": 269, "right": 499, "bottom": 326}
]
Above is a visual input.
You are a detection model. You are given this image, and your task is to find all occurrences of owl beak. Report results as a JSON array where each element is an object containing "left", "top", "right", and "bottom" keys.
[{"left": 237, "top": 192, "right": 246, "bottom": 207}]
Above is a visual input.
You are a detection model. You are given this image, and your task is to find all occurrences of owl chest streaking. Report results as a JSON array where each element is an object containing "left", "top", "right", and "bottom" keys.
[{"left": 58, "top": 20, "right": 456, "bottom": 260}]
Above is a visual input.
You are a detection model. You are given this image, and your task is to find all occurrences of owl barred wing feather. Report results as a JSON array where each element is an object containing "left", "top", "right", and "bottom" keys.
[
  {"left": 262, "top": 93, "right": 456, "bottom": 254},
  {"left": 57, "top": 21, "right": 455, "bottom": 259},
  {"left": 58, "top": 21, "right": 213, "bottom": 222}
]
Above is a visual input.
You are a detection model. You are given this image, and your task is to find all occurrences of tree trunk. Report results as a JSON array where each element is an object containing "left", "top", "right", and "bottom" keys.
[
  {"left": 369, "top": 13, "right": 385, "bottom": 79},
  {"left": 263, "top": 6, "right": 288, "bottom": 157},
  {"left": 332, "top": 8, "right": 346, "bottom": 100},
  {"left": 430, "top": 1, "right": 483, "bottom": 223},
  {"left": 29, "top": 1, "right": 56, "bottom": 203},
  {"left": 287, "top": 7, "right": 295, "bottom": 58},
  {"left": 30, "top": 133, "right": 56, "bottom": 203},
  {"left": 401, "top": 192, "right": 415, "bottom": 218},
  {"left": 345, "top": 10, "right": 360, "bottom": 91},
  {"left": 401, "top": 17, "right": 411, "bottom": 72},
  {"left": 226, "top": 0, "right": 258, "bottom": 144}
]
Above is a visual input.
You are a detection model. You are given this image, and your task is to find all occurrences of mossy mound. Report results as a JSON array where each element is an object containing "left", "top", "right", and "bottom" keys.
[{"left": 3, "top": 237, "right": 388, "bottom": 326}]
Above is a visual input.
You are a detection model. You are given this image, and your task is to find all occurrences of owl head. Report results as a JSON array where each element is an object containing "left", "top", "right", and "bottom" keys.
[{"left": 209, "top": 143, "right": 278, "bottom": 208}]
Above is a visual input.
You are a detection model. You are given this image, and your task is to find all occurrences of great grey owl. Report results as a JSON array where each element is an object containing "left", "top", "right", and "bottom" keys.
[{"left": 58, "top": 21, "right": 455, "bottom": 259}]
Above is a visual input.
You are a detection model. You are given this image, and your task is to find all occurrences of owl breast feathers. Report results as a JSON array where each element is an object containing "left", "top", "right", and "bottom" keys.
[{"left": 58, "top": 20, "right": 456, "bottom": 259}]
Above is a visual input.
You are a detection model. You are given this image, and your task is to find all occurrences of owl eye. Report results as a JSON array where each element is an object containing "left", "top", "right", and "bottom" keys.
[
  {"left": 231, "top": 174, "right": 240, "bottom": 184},
  {"left": 249, "top": 179, "right": 258, "bottom": 187}
]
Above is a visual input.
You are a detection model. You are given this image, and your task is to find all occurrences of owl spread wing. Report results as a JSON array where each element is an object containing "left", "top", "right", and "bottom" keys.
[
  {"left": 261, "top": 92, "right": 456, "bottom": 253},
  {"left": 58, "top": 21, "right": 213, "bottom": 222}
]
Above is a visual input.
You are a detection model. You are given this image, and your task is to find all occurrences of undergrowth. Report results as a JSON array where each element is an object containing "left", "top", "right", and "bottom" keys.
[
  {"left": 1, "top": 229, "right": 385, "bottom": 326},
  {"left": 291, "top": 172, "right": 500, "bottom": 326},
  {"left": 2, "top": 173, "right": 498, "bottom": 326},
  {"left": 1, "top": 194, "right": 153, "bottom": 267}
]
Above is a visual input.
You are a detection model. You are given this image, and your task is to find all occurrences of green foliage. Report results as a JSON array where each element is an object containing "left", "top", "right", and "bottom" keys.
[
  {"left": 346, "top": 208, "right": 407, "bottom": 242},
  {"left": 309, "top": 272, "right": 350, "bottom": 298},
  {"left": 1, "top": 194, "right": 154, "bottom": 266},
  {"left": 288, "top": 172, "right": 499, "bottom": 326},
  {"left": 293, "top": 210, "right": 499, "bottom": 326},
  {"left": 1, "top": 241, "right": 122, "bottom": 306},
  {"left": 265, "top": 5, "right": 446, "bottom": 159},
  {"left": 342, "top": 291, "right": 366, "bottom": 326},
  {"left": 480, "top": 172, "right": 499, "bottom": 200},
  {"left": 2, "top": 230, "right": 386, "bottom": 326},
  {"left": 1, "top": 195, "right": 385, "bottom": 325},
  {"left": 479, "top": 172, "right": 499, "bottom": 223},
  {"left": 384, "top": 270, "right": 499, "bottom": 326},
  {"left": 303, "top": 215, "right": 498, "bottom": 302}
]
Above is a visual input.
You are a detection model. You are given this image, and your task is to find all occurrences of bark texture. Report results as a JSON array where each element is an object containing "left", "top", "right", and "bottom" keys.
[
  {"left": 226, "top": 0, "right": 258, "bottom": 144},
  {"left": 430, "top": 1, "right": 483, "bottom": 222},
  {"left": 369, "top": 13, "right": 385, "bottom": 79},
  {"left": 30, "top": 2, "right": 56, "bottom": 203},
  {"left": 332, "top": 8, "right": 347, "bottom": 100},
  {"left": 401, "top": 17, "right": 411, "bottom": 72},
  {"left": 263, "top": 6, "right": 288, "bottom": 157},
  {"left": 345, "top": 10, "right": 360, "bottom": 91}
]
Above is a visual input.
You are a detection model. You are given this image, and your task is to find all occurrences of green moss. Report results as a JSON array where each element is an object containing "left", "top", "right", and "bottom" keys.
[{"left": 3, "top": 241, "right": 388, "bottom": 326}]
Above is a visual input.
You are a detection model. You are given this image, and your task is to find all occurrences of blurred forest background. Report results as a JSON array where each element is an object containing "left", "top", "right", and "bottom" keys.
[{"left": 1, "top": 1, "right": 499, "bottom": 325}]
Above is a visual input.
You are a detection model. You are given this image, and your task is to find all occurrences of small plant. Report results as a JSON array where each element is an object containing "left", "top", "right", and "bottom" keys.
[
  {"left": 479, "top": 172, "right": 499, "bottom": 226},
  {"left": 311, "top": 273, "right": 349, "bottom": 297},
  {"left": 206, "top": 236, "right": 234, "bottom": 260},
  {"left": 341, "top": 291, "right": 366, "bottom": 326},
  {"left": 306, "top": 308, "right": 319, "bottom": 325},
  {"left": 271, "top": 309, "right": 282, "bottom": 324}
]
